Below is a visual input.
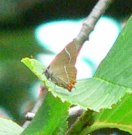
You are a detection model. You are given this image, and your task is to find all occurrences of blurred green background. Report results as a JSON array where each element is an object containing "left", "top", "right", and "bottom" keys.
[{"left": 0, "top": 0, "right": 132, "bottom": 126}]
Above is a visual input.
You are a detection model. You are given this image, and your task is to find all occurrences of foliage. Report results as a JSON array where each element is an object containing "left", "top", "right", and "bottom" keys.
[
  {"left": 0, "top": 118, "right": 23, "bottom": 135},
  {"left": 1, "top": 15, "right": 132, "bottom": 135},
  {"left": 21, "top": 92, "right": 70, "bottom": 135}
]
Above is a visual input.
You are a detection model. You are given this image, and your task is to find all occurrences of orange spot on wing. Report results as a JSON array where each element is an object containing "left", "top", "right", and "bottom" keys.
[{"left": 67, "top": 80, "right": 76, "bottom": 91}]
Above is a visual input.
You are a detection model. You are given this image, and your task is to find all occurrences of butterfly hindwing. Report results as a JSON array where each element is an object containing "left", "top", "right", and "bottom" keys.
[{"left": 49, "top": 64, "right": 77, "bottom": 88}]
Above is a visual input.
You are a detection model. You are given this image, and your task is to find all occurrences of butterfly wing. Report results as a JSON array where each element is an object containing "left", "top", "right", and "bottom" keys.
[
  {"left": 45, "top": 40, "right": 79, "bottom": 90},
  {"left": 49, "top": 40, "right": 78, "bottom": 66},
  {"left": 49, "top": 64, "right": 77, "bottom": 89}
]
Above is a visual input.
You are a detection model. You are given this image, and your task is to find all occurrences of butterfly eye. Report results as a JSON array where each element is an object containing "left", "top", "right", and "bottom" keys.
[{"left": 44, "top": 69, "right": 50, "bottom": 79}]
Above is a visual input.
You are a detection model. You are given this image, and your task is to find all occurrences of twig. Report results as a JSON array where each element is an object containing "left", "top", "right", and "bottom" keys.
[
  {"left": 23, "top": 106, "right": 83, "bottom": 122},
  {"left": 22, "top": 97, "right": 44, "bottom": 128},
  {"left": 68, "top": 106, "right": 84, "bottom": 126},
  {"left": 75, "top": 0, "right": 113, "bottom": 50},
  {"left": 22, "top": 85, "right": 47, "bottom": 128},
  {"left": 66, "top": 110, "right": 94, "bottom": 135}
]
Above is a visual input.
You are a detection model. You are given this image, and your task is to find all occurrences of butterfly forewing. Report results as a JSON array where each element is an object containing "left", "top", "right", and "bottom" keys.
[{"left": 49, "top": 41, "right": 78, "bottom": 66}]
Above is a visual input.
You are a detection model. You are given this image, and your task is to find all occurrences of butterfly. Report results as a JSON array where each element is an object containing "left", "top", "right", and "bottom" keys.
[{"left": 44, "top": 39, "right": 81, "bottom": 91}]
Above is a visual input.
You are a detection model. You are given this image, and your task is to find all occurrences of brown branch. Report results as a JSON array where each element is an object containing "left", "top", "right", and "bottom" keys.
[{"left": 75, "top": 0, "right": 114, "bottom": 50}]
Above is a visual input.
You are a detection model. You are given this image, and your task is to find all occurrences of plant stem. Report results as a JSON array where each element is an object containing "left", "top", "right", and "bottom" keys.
[
  {"left": 66, "top": 110, "right": 95, "bottom": 135},
  {"left": 75, "top": 0, "right": 114, "bottom": 50}
]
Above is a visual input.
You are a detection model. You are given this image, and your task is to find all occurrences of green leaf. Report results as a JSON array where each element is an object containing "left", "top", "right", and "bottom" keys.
[
  {"left": 21, "top": 16, "right": 132, "bottom": 112},
  {"left": 94, "top": 16, "right": 132, "bottom": 90},
  {"left": 21, "top": 92, "right": 70, "bottom": 135},
  {"left": 0, "top": 117, "right": 23, "bottom": 135},
  {"left": 21, "top": 58, "right": 127, "bottom": 111},
  {"left": 80, "top": 93, "right": 132, "bottom": 134}
]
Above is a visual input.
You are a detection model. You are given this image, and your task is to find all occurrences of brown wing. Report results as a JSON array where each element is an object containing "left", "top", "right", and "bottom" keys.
[
  {"left": 45, "top": 40, "right": 80, "bottom": 90},
  {"left": 50, "top": 64, "right": 77, "bottom": 89},
  {"left": 49, "top": 40, "right": 78, "bottom": 67}
]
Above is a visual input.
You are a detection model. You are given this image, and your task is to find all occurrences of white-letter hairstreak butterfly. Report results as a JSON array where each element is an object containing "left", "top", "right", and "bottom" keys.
[{"left": 44, "top": 39, "right": 82, "bottom": 91}]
